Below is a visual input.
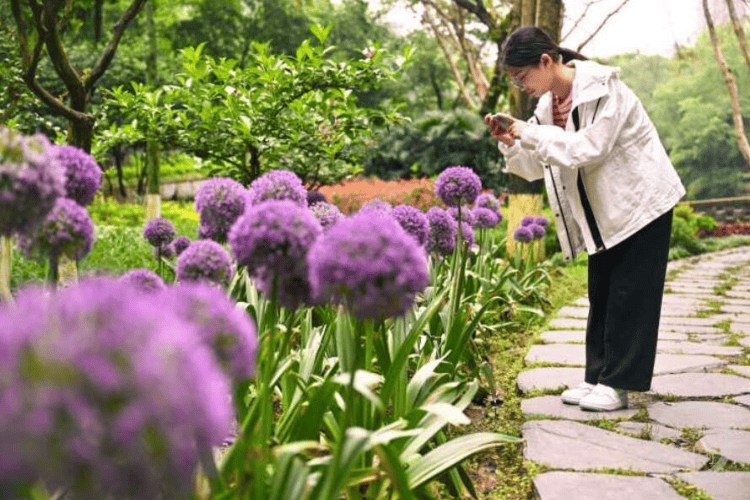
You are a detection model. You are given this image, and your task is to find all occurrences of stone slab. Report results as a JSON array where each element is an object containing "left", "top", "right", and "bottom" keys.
[
  {"left": 649, "top": 401, "right": 750, "bottom": 430},
  {"left": 659, "top": 324, "right": 724, "bottom": 335},
  {"left": 739, "top": 336, "right": 750, "bottom": 348},
  {"left": 548, "top": 317, "right": 587, "bottom": 330},
  {"left": 675, "top": 472, "right": 750, "bottom": 500},
  {"left": 617, "top": 421, "right": 682, "bottom": 441},
  {"left": 649, "top": 373, "right": 750, "bottom": 398},
  {"left": 517, "top": 367, "right": 584, "bottom": 393},
  {"left": 656, "top": 341, "right": 743, "bottom": 357},
  {"left": 556, "top": 306, "right": 589, "bottom": 318},
  {"left": 522, "top": 420, "right": 708, "bottom": 473},
  {"left": 731, "top": 322, "right": 750, "bottom": 335},
  {"left": 726, "top": 291, "right": 750, "bottom": 299},
  {"left": 525, "top": 344, "right": 584, "bottom": 366},
  {"left": 735, "top": 395, "right": 750, "bottom": 407},
  {"left": 696, "top": 334, "right": 732, "bottom": 344},
  {"left": 698, "top": 430, "right": 750, "bottom": 465},
  {"left": 657, "top": 332, "right": 690, "bottom": 341},
  {"left": 533, "top": 472, "right": 684, "bottom": 500},
  {"left": 660, "top": 316, "right": 722, "bottom": 327},
  {"left": 540, "top": 330, "right": 585, "bottom": 343},
  {"left": 521, "top": 396, "right": 638, "bottom": 421},
  {"left": 652, "top": 353, "right": 727, "bottom": 375},
  {"left": 573, "top": 297, "right": 589, "bottom": 307},
  {"left": 729, "top": 365, "right": 750, "bottom": 378},
  {"left": 719, "top": 304, "right": 750, "bottom": 314}
]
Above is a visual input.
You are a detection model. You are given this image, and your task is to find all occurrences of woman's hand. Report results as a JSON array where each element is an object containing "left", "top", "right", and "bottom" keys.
[{"left": 485, "top": 113, "right": 519, "bottom": 146}]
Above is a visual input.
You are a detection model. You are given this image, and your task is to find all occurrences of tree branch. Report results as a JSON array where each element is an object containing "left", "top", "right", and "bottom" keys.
[
  {"left": 561, "top": 0, "right": 607, "bottom": 42},
  {"left": 725, "top": 0, "right": 750, "bottom": 74},
  {"left": 42, "top": 0, "right": 84, "bottom": 103},
  {"left": 451, "top": 0, "right": 495, "bottom": 28},
  {"left": 576, "top": 0, "right": 631, "bottom": 52},
  {"left": 88, "top": 0, "right": 149, "bottom": 91}
]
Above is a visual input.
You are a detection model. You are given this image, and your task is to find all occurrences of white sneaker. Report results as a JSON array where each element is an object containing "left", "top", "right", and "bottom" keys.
[
  {"left": 560, "top": 381, "right": 596, "bottom": 405},
  {"left": 579, "top": 384, "right": 628, "bottom": 412}
]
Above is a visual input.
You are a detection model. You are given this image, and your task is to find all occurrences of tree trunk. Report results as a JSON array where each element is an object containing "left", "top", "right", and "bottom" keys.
[
  {"left": 0, "top": 236, "right": 13, "bottom": 301},
  {"left": 703, "top": 0, "right": 750, "bottom": 168},
  {"left": 724, "top": 0, "right": 750, "bottom": 74},
  {"left": 145, "top": 0, "right": 161, "bottom": 218}
]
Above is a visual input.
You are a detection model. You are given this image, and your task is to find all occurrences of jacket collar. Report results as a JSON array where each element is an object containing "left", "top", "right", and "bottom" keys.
[{"left": 534, "top": 60, "right": 619, "bottom": 125}]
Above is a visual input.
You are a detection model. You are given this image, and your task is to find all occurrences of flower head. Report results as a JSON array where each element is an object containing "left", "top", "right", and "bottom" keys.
[
  {"left": 194, "top": 178, "right": 248, "bottom": 243},
  {"left": 228, "top": 200, "right": 322, "bottom": 279},
  {"left": 460, "top": 221, "right": 475, "bottom": 246},
  {"left": 533, "top": 216, "right": 550, "bottom": 228},
  {"left": 54, "top": 145, "right": 102, "bottom": 207},
  {"left": 529, "top": 223, "right": 546, "bottom": 240},
  {"left": 172, "top": 236, "right": 191, "bottom": 256},
  {"left": 447, "top": 205, "right": 476, "bottom": 226},
  {"left": 307, "top": 211, "right": 429, "bottom": 320},
  {"left": 434, "top": 166, "right": 482, "bottom": 207},
  {"left": 310, "top": 201, "right": 343, "bottom": 231},
  {"left": 163, "top": 282, "right": 258, "bottom": 381},
  {"left": 155, "top": 242, "right": 176, "bottom": 260},
  {"left": 143, "top": 217, "right": 176, "bottom": 248},
  {"left": 475, "top": 193, "right": 501, "bottom": 213},
  {"left": 120, "top": 268, "right": 166, "bottom": 293},
  {"left": 307, "top": 189, "right": 328, "bottom": 206},
  {"left": 473, "top": 207, "right": 501, "bottom": 229},
  {"left": 521, "top": 216, "right": 535, "bottom": 227},
  {"left": 0, "top": 128, "right": 66, "bottom": 237},
  {"left": 359, "top": 198, "right": 393, "bottom": 216},
  {"left": 391, "top": 205, "right": 429, "bottom": 246},
  {"left": 248, "top": 169, "right": 307, "bottom": 207},
  {"left": 176, "top": 239, "right": 234, "bottom": 286},
  {"left": 17, "top": 197, "right": 95, "bottom": 261},
  {"left": 425, "top": 207, "right": 457, "bottom": 256},
  {"left": 0, "top": 279, "right": 233, "bottom": 499},
  {"left": 513, "top": 226, "right": 534, "bottom": 243}
]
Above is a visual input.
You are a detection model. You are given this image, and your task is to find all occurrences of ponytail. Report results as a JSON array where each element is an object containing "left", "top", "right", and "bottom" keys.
[{"left": 502, "top": 26, "right": 587, "bottom": 68}]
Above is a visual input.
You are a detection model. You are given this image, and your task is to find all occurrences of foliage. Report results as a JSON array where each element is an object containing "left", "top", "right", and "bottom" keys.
[
  {"left": 101, "top": 26, "right": 405, "bottom": 187},
  {"left": 364, "top": 109, "right": 506, "bottom": 189}
]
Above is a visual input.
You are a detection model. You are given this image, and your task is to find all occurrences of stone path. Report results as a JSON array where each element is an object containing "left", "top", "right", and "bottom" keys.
[{"left": 519, "top": 247, "right": 750, "bottom": 500}]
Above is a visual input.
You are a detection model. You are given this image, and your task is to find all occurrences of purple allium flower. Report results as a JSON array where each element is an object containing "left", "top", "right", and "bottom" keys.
[
  {"left": 0, "top": 127, "right": 66, "bottom": 237},
  {"left": 307, "top": 211, "right": 429, "bottom": 320},
  {"left": 529, "top": 223, "right": 546, "bottom": 240},
  {"left": 475, "top": 192, "right": 501, "bottom": 213},
  {"left": 434, "top": 166, "right": 482, "bottom": 207},
  {"left": 17, "top": 197, "right": 95, "bottom": 261},
  {"left": 248, "top": 169, "right": 307, "bottom": 207},
  {"left": 447, "top": 205, "right": 476, "bottom": 226},
  {"left": 54, "top": 144, "right": 102, "bottom": 207},
  {"left": 143, "top": 217, "right": 176, "bottom": 248},
  {"left": 0, "top": 279, "right": 233, "bottom": 499},
  {"left": 392, "top": 205, "right": 429, "bottom": 246},
  {"left": 228, "top": 200, "right": 322, "bottom": 279},
  {"left": 194, "top": 177, "right": 248, "bottom": 243},
  {"left": 307, "top": 189, "right": 328, "bottom": 206},
  {"left": 425, "top": 207, "right": 457, "bottom": 256},
  {"left": 513, "top": 226, "right": 534, "bottom": 243},
  {"left": 460, "top": 221, "right": 475, "bottom": 246},
  {"left": 176, "top": 239, "right": 234, "bottom": 286},
  {"left": 359, "top": 198, "right": 393, "bottom": 215},
  {"left": 254, "top": 264, "right": 315, "bottom": 310},
  {"left": 520, "top": 216, "right": 535, "bottom": 227},
  {"left": 120, "top": 268, "right": 166, "bottom": 293},
  {"left": 473, "top": 207, "right": 501, "bottom": 229},
  {"left": 310, "top": 201, "right": 343, "bottom": 231},
  {"left": 163, "top": 282, "right": 258, "bottom": 381},
  {"left": 533, "top": 216, "right": 550, "bottom": 228},
  {"left": 155, "top": 243, "right": 176, "bottom": 260},
  {"left": 172, "top": 236, "right": 191, "bottom": 256}
]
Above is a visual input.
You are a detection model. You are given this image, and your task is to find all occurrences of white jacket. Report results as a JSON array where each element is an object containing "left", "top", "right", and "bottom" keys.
[{"left": 499, "top": 59, "right": 686, "bottom": 261}]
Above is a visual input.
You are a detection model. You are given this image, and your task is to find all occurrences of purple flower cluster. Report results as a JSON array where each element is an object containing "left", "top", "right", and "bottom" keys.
[
  {"left": 248, "top": 169, "right": 307, "bottom": 208},
  {"left": 195, "top": 177, "right": 248, "bottom": 243},
  {"left": 54, "top": 144, "right": 102, "bottom": 206},
  {"left": 120, "top": 268, "right": 166, "bottom": 293},
  {"left": 0, "top": 128, "right": 66, "bottom": 237},
  {"left": 392, "top": 204, "right": 429, "bottom": 246},
  {"left": 306, "top": 189, "right": 328, "bottom": 206},
  {"left": 425, "top": 207, "right": 457, "bottom": 256},
  {"left": 17, "top": 197, "right": 95, "bottom": 261},
  {"left": 176, "top": 239, "right": 234, "bottom": 286},
  {"left": 0, "top": 279, "right": 235, "bottom": 498},
  {"left": 513, "top": 226, "right": 534, "bottom": 243},
  {"left": 447, "top": 205, "right": 476, "bottom": 226},
  {"left": 163, "top": 282, "right": 258, "bottom": 381},
  {"left": 229, "top": 200, "right": 322, "bottom": 306},
  {"left": 307, "top": 211, "right": 429, "bottom": 320},
  {"left": 310, "top": 201, "right": 343, "bottom": 231},
  {"left": 473, "top": 207, "right": 501, "bottom": 229},
  {"left": 434, "top": 166, "right": 482, "bottom": 207},
  {"left": 359, "top": 198, "right": 393, "bottom": 215},
  {"left": 475, "top": 193, "right": 501, "bottom": 213},
  {"left": 460, "top": 221, "right": 475, "bottom": 246},
  {"left": 143, "top": 217, "right": 176, "bottom": 248},
  {"left": 172, "top": 235, "right": 191, "bottom": 256},
  {"left": 519, "top": 215, "right": 548, "bottom": 240}
]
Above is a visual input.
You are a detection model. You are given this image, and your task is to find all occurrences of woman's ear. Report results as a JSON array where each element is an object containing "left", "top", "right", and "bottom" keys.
[{"left": 540, "top": 53, "right": 553, "bottom": 68}]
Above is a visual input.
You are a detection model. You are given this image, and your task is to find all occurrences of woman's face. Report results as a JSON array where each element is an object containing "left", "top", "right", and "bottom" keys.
[{"left": 506, "top": 54, "right": 554, "bottom": 96}]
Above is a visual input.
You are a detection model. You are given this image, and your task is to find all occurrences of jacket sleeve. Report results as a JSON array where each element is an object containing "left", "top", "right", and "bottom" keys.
[
  {"left": 517, "top": 78, "right": 632, "bottom": 171},
  {"left": 497, "top": 117, "right": 545, "bottom": 182}
]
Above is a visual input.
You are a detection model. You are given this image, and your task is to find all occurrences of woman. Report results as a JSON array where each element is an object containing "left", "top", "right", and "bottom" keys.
[{"left": 487, "top": 26, "right": 685, "bottom": 411}]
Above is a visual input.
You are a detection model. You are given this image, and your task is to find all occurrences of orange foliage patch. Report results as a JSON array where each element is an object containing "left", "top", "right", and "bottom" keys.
[{"left": 318, "top": 177, "right": 446, "bottom": 214}]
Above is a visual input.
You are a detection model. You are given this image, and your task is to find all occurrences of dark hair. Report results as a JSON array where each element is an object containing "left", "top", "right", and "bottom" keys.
[{"left": 502, "top": 26, "right": 587, "bottom": 68}]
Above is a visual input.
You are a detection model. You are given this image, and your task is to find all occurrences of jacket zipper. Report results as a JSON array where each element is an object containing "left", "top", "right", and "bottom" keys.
[{"left": 572, "top": 100, "right": 606, "bottom": 252}]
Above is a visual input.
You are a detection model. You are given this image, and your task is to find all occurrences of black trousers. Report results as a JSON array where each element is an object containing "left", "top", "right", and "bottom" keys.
[{"left": 584, "top": 209, "right": 673, "bottom": 392}]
